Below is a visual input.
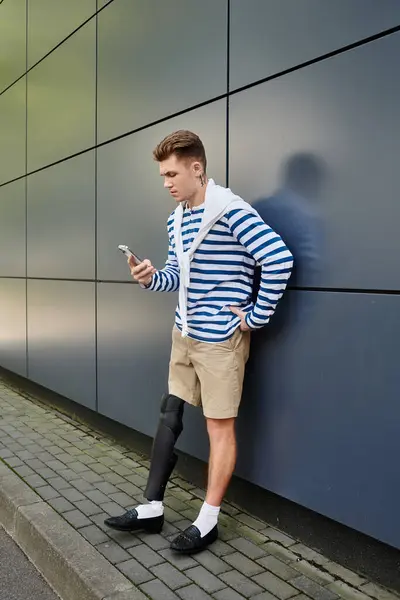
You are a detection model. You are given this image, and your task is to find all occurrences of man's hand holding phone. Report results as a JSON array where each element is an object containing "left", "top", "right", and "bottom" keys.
[{"left": 128, "top": 256, "right": 157, "bottom": 286}]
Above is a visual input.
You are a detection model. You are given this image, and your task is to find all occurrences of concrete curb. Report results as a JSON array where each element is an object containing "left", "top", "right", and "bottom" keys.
[{"left": 0, "top": 462, "right": 146, "bottom": 600}]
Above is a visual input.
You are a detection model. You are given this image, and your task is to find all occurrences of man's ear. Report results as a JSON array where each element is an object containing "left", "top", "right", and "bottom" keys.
[{"left": 192, "top": 161, "right": 202, "bottom": 176}]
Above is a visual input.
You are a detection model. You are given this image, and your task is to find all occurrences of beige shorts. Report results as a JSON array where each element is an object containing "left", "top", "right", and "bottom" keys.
[{"left": 168, "top": 326, "right": 251, "bottom": 419}]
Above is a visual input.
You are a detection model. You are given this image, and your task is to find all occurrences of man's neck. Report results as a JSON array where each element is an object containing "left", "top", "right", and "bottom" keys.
[{"left": 185, "top": 178, "right": 208, "bottom": 209}]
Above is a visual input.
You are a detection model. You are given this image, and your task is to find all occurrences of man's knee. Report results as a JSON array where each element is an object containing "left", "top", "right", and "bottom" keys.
[
  {"left": 159, "top": 394, "right": 185, "bottom": 439},
  {"left": 206, "top": 417, "right": 236, "bottom": 438}
]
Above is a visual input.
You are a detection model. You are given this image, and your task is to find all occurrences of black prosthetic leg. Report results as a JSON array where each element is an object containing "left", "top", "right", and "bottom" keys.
[
  {"left": 145, "top": 393, "right": 185, "bottom": 501},
  {"left": 104, "top": 394, "right": 184, "bottom": 533}
]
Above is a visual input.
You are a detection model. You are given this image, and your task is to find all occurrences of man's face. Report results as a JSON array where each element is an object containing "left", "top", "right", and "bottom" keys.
[{"left": 159, "top": 154, "right": 199, "bottom": 203}]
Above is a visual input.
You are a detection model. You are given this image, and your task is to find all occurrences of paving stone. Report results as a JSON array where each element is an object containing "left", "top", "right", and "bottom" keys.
[
  {"left": 359, "top": 583, "right": 398, "bottom": 600},
  {"left": 109, "top": 491, "right": 135, "bottom": 507},
  {"left": 84, "top": 489, "right": 110, "bottom": 505},
  {"left": 252, "top": 571, "right": 298, "bottom": 599},
  {"left": 174, "top": 519, "right": 192, "bottom": 532},
  {"left": 4, "top": 456, "right": 23, "bottom": 467},
  {"left": 219, "top": 526, "right": 241, "bottom": 542},
  {"left": 262, "top": 542, "right": 299, "bottom": 564},
  {"left": 290, "top": 544, "right": 329, "bottom": 566},
  {"left": 160, "top": 522, "right": 180, "bottom": 539},
  {"left": 324, "top": 562, "right": 367, "bottom": 587},
  {"left": 111, "top": 464, "right": 133, "bottom": 477},
  {"left": 225, "top": 551, "right": 264, "bottom": 577},
  {"left": 214, "top": 588, "right": 248, "bottom": 600},
  {"left": 129, "top": 544, "right": 165, "bottom": 568},
  {"left": 36, "top": 451, "right": 56, "bottom": 462},
  {"left": 71, "top": 478, "right": 95, "bottom": 492},
  {"left": 159, "top": 548, "right": 197, "bottom": 571},
  {"left": 140, "top": 579, "right": 179, "bottom": 600},
  {"left": 126, "top": 473, "right": 147, "bottom": 488},
  {"left": 151, "top": 562, "right": 191, "bottom": 590},
  {"left": 291, "top": 560, "right": 335, "bottom": 586},
  {"left": 210, "top": 539, "right": 236, "bottom": 557},
  {"left": 327, "top": 582, "right": 370, "bottom": 600},
  {"left": 221, "top": 503, "right": 240, "bottom": 517},
  {"left": 235, "top": 513, "right": 266, "bottom": 531},
  {"left": 47, "top": 459, "right": 66, "bottom": 471},
  {"left": 36, "top": 485, "right": 59, "bottom": 500},
  {"left": 69, "top": 460, "right": 88, "bottom": 474},
  {"left": 138, "top": 532, "right": 170, "bottom": 551},
  {"left": 24, "top": 458, "right": 46, "bottom": 470},
  {"left": 220, "top": 570, "right": 264, "bottom": 597},
  {"left": 193, "top": 549, "right": 230, "bottom": 575},
  {"left": 163, "top": 496, "right": 190, "bottom": 513},
  {"left": 236, "top": 525, "right": 269, "bottom": 545},
  {"left": 104, "top": 471, "right": 126, "bottom": 485},
  {"left": 184, "top": 565, "right": 225, "bottom": 593},
  {"left": 14, "top": 465, "right": 35, "bottom": 477},
  {"left": 117, "top": 481, "right": 143, "bottom": 496},
  {"left": 110, "top": 530, "right": 143, "bottom": 550},
  {"left": 99, "top": 456, "right": 118, "bottom": 467},
  {"left": 252, "top": 593, "right": 289, "bottom": 600},
  {"left": 60, "top": 487, "right": 86, "bottom": 503},
  {"left": 96, "top": 540, "right": 131, "bottom": 564},
  {"left": 257, "top": 555, "right": 299, "bottom": 581},
  {"left": 63, "top": 509, "right": 92, "bottom": 529},
  {"left": 100, "top": 501, "right": 125, "bottom": 516},
  {"left": 292, "top": 576, "right": 339, "bottom": 600},
  {"left": 117, "top": 557, "right": 153, "bottom": 585},
  {"left": 170, "top": 488, "right": 193, "bottom": 502},
  {"left": 262, "top": 528, "right": 296, "bottom": 547},
  {"left": 95, "top": 481, "right": 120, "bottom": 495},
  {"left": 180, "top": 508, "right": 198, "bottom": 522},
  {"left": 229, "top": 537, "right": 266, "bottom": 560},
  {"left": 15, "top": 450, "right": 35, "bottom": 460},
  {"left": 24, "top": 473, "right": 48, "bottom": 488},
  {"left": 79, "top": 470, "right": 104, "bottom": 484},
  {"left": 177, "top": 583, "right": 212, "bottom": 600},
  {"left": 35, "top": 467, "right": 58, "bottom": 479},
  {"left": 58, "top": 468, "right": 80, "bottom": 481},
  {"left": 90, "top": 462, "right": 111, "bottom": 475},
  {"left": 46, "top": 476, "right": 70, "bottom": 491},
  {"left": 74, "top": 498, "right": 102, "bottom": 516},
  {"left": 47, "top": 496, "right": 75, "bottom": 513}
]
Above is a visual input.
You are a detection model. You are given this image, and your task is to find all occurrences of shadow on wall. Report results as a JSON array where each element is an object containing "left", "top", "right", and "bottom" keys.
[{"left": 236, "top": 152, "right": 328, "bottom": 487}]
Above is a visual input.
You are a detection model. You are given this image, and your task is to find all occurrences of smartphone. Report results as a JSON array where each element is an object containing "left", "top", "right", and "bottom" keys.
[{"left": 118, "top": 245, "right": 143, "bottom": 265}]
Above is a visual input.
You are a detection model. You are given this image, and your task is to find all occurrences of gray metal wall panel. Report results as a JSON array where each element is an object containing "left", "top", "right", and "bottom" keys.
[
  {"left": 233, "top": 291, "right": 400, "bottom": 549},
  {"left": 27, "top": 280, "right": 96, "bottom": 409},
  {"left": 0, "top": 0, "right": 26, "bottom": 91},
  {"left": 27, "top": 154, "right": 95, "bottom": 280},
  {"left": 97, "top": 0, "right": 227, "bottom": 143},
  {"left": 97, "top": 101, "right": 226, "bottom": 281},
  {"left": 27, "top": 0, "right": 96, "bottom": 67},
  {"left": 229, "top": 34, "right": 400, "bottom": 290},
  {"left": 27, "top": 22, "right": 95, "bottom": 172},
  {"left": 0, "top": 279, "right": 27, "bottom": 377},
  {"left": 96, "top": 282, "right": 177, "bottom": 432},
  {"left": 230, "top": 0, "right": 400, "bottom": 90},
  {"left": 0, "top": 180, "right": 26, "bottom": 277},
  {"left": 0, "top": 80, "right": 26, "bottom": 184}
]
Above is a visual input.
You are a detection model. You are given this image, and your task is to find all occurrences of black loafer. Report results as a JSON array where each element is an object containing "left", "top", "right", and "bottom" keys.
[
  {"left": 104, "top": 508, "right": 164, "bottom": 533},
  {"left": 170, "top": 524, "right": 218, "bottom": 554}
]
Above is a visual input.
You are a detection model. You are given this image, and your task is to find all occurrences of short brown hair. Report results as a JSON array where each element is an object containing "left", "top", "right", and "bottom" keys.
[{"left": 153, "top": 130, "right": 207, "bottom": 172}]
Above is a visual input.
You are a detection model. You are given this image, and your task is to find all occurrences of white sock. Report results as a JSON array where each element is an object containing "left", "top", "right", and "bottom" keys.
[
  {"left": 135, "top": 500, "right": 164, "bottom": 519},
  {"left": 192, "top": 501, "right": 220, "bottom": 537}
]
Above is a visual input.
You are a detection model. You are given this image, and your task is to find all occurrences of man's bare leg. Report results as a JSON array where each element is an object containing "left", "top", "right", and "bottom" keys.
[{"left": 190, "top": 417, "right": 236, "bottom": 537}]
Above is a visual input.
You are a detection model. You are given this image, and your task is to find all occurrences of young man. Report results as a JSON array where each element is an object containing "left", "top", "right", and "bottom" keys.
[{"left": 105, "top": 130, "right": 293, "bottom": 553}]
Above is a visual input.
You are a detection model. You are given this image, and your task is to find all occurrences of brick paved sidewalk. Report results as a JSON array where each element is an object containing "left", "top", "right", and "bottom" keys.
[{"left": 0, "top": 378, "right": 398, "bottom": 600}]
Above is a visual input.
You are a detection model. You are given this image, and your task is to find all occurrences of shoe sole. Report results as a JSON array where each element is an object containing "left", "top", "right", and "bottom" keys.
[{"left": 105, "top": 520, "right": 163, "bottom": 534}]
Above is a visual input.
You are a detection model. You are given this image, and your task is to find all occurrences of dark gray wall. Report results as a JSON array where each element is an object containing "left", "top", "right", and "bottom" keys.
[{"left": 0, "top": 0, "right": 399, "bottom": 549}]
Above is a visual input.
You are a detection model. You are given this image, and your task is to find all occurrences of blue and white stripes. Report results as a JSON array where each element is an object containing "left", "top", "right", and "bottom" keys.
[{"left": 147, "top": 203, "right": 293, "bottom": 342}]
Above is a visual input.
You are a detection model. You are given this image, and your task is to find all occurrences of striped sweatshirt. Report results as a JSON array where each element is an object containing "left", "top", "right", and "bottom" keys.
[{"left": 147, "top": 203, "right": 293, "bottom": 343}]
